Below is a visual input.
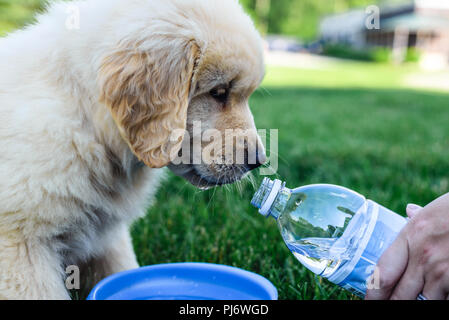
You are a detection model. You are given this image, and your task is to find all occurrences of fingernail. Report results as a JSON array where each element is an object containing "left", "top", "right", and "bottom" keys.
[{"left": 407, "top": 203, "right": 421, "bottom": 212}]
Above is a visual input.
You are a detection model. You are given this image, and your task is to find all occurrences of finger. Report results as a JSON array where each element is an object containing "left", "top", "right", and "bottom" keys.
[
  {"left": 422, "top": 282, "right": 447, "bottom": 300},
  {"left": 406, "top": 204, "right": 422, "bottom": 219},
  {"left": 390, "top": 266, "right": 424, "bottom": 300},
  {"left": 365, "top": 233, "right": 409, "bottom": 300}
]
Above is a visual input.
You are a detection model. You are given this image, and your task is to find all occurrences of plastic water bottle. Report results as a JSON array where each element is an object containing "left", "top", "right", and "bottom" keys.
[{"left": 251, "top": 178, "right": 408, "bottom": 298}]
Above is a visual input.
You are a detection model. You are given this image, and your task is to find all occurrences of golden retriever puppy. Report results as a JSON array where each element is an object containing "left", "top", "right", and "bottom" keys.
[{"left": 0, "top": 0, "right": 266, "bottom": 299}]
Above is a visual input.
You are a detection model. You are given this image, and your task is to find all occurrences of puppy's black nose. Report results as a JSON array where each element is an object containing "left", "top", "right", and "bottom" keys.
[
  {"left": 247, "top": 161, "right": 262, "bottom": 171},
  {"left": 245, "top": 150, "right": 265, "bottom": 171}
]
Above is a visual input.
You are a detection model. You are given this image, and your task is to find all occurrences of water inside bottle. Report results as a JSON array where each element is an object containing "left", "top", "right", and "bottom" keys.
[
  {"left": 285, "top": 238, "right": 351, "bottom": 276},
  {"left": 278, "top": 190, "right": 367, "bottom": 277}
]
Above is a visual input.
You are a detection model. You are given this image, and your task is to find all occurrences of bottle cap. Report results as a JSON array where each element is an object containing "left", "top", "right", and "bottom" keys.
[{"left": 251, "top": 178, "right": 283, "bottom": 217}]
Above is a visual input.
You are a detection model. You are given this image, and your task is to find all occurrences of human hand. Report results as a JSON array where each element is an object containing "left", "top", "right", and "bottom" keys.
[{"left": 366, "top": 193, "right": 449, "bottom": 300}]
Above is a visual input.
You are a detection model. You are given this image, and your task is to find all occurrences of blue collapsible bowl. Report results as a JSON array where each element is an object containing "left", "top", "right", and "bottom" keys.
[{"left": 87, "top": 263, "right": 278, "bottom": 300}]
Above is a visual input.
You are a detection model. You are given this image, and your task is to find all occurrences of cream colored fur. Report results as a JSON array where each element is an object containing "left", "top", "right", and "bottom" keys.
[{"left": 0, "top": 0, "right": 265, "bottom": 299}]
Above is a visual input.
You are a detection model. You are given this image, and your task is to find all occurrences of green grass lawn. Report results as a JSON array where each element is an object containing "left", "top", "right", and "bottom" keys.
[{"left": 132, "top": 63, "right": 449, "bottom": 300}]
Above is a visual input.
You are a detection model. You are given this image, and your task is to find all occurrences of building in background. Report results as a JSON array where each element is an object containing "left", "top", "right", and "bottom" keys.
[{"left": 320, "top": 0, "right": 449, "bottom": 69}]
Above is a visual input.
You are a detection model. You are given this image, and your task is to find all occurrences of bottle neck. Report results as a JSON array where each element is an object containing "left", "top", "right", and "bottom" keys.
[
  {"left": 251, "top": 178, "right": 292, "bottom": 219},
  {"left": 267, "top": 186, "right": 292, "bottom": 219}
]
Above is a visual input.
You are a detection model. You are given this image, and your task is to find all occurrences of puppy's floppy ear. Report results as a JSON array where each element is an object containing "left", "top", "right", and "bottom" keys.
[{"left": 99, "top": 39, "right": 200, "bottom": 168}]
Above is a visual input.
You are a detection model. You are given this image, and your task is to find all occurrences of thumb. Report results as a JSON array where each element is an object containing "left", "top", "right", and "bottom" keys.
[{"left": 406, "top": 203, "right": 422, "bottom": 219}]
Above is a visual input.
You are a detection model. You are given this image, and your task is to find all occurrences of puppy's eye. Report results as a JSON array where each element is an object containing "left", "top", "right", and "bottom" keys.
[{"left": 210, "top": 86, "right": 229, "bottom": 104}]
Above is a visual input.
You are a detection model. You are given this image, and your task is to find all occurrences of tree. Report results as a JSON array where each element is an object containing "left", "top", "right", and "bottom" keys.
[{"left": 0, "top": 0, "right": 46, "bottom": 36}]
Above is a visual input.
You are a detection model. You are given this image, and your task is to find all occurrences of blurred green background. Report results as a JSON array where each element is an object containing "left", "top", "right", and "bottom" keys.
[
  {"left": 2, "top": 0, "right": 449, "bottom": 300},
  {"left": 0, "top": 0, "right": 43, "bottom": 36}
]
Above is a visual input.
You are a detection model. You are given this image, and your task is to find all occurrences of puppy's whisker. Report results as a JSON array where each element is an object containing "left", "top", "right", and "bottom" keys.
[
  {"left": 259, "top": 86, "right": 273, "bottom": 97},
  {"left": 262, "top": 150, "right": 288, "bottom": 166},
  {"left": 206, "top": 182, "right": 219, "bottom": 210},
  {"left": 235, "top": 172, "right": 243, "bottom": 195},
  {"left": 245, "top": 171, "right": 257, "bottom": 190}
]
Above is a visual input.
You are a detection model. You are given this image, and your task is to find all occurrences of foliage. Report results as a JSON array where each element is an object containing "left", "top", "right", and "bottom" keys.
[
  {"left": 323, "top": 44, "right": 377, "bottom": 62},
  {"left": 405, "top": 47, "right": 421, "bottom": 63},
  {"left": 0, "top": 0, "right": 46, "bottom": 36},
  {"left": 371, "top": 47, "right": 392, "bottom": 63},
  {"left": 323, "top": 44, "right": 422, "bottom": 64},
  {"left": 322, "top": 44, "right": 395, "bottom": 63}
]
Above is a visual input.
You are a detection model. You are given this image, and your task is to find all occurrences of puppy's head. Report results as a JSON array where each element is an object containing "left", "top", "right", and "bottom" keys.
[{"left": 99, "top": 0, "right": 266, "bottom": 188}]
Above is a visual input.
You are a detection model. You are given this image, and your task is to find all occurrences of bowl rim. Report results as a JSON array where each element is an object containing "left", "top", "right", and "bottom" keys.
[{"left": 87, "top": 262, "right": 278, "bottom": 300}]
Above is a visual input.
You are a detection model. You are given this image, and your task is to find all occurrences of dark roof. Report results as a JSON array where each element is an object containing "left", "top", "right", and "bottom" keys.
[
  {"left": 382, "top": 12, "right": 449, "bottom": 31},
  {"left": 380, "top": 3, "right": 415, "bottom": 19}
]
